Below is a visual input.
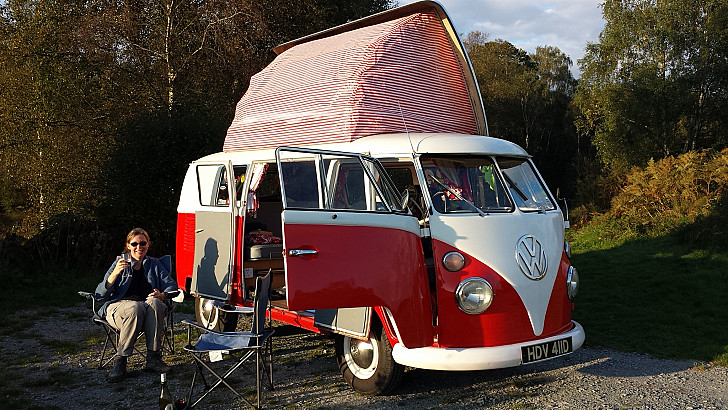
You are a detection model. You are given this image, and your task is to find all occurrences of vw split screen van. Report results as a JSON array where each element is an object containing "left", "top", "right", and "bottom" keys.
[{"left": 175, "top": 1, "right": 584, "bottom": 395}]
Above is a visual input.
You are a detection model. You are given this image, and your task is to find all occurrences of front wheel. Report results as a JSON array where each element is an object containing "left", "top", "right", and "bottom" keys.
[
  {"left": 194, "top": 296, "right": 238, "bottom": 331},
  {"left": 335, "top": 325, "right": 404, "bottom": 395}
]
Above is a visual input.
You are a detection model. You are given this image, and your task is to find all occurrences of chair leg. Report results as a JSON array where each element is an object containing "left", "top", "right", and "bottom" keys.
[
  {"left": 165, "top": 312, "right": 175, "bottom": 354},
  {"left": 99, "top": 327, "right": 118, "bottom": 368},
  {"left": 187, "top": 351, "right": 257, "bottom": 409}
]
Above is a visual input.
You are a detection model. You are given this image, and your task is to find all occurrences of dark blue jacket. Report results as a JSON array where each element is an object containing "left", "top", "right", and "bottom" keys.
[{"left": 95, "top": 255, "right": 178, "bottom": 317}]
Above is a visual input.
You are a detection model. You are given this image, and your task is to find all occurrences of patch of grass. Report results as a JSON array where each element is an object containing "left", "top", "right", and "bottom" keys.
[
  {"left": 39, "top": 339, "right": 83, "bottom": 355},
  {"left": 21, "top": 368, "right": 80, "bottom": 389},
  {"left": 570, "top": 225, "right": 728, "bottom": 364},
  {"left": 175, "top": 299, "right": 195, "bottom": 315},
  {"left": 0, "top": 267, "right": 98, "bottom": 321}
]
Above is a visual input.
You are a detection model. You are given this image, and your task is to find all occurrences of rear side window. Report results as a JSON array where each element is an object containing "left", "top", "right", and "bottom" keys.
[{"left": 277, "top": 148, "right": 407, "bottom": 213}]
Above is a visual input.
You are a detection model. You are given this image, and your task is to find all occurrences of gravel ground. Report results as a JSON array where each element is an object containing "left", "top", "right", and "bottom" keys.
[{"left": 1, "top": 305, "right": 726, "bottom": 409}]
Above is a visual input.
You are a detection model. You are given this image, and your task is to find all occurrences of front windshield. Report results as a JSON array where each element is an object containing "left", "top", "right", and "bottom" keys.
[
  {"left": 420, "top": 156, "right": 513, "bottom": 214},
  {"left": 497, "top": 157, "right": 555, "bottom": 212}
]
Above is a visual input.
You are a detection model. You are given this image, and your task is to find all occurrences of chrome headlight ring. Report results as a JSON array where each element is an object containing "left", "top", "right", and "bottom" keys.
[
  {"left": 566, "top": 266, "right": 579, "bottom": 299},
  {"left": 454, "top": 277, "right": 494, "bottom": 315}
]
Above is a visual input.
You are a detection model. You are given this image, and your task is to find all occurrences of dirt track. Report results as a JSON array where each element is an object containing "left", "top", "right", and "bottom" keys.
[{"left": 1, "top": 305, "right": 726, "bottom": 409}]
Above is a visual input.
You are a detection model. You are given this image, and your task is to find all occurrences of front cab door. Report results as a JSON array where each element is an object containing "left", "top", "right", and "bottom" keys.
[{"left": 277, "top": 147, "right": 433, "bottom": 348}]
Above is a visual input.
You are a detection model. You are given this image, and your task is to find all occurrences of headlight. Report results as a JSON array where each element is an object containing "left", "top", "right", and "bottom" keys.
[
  {"left": 442, "top": 251, "right": 465, "bottom": 272},
  {"left": 455, "top": 277, "right": 494, "bottom": 314},
  {"left": 564, "top": 242, "right": 571, "bottom": 259},
  {"left": 566, "top": 266, "right": 579, "bottom": 299}
]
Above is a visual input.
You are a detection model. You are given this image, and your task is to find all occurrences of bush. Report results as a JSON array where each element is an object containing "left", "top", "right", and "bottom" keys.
[{"left": 607, "top": 149, "right": 728, "bottom": 238}]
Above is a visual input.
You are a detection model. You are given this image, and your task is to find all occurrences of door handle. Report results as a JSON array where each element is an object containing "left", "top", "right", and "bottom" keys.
[{"left": 288, "top": 249, "right": 318, "bottom": 257}]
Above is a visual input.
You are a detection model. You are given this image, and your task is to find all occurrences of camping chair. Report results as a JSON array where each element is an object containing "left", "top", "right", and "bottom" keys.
[
  {"left": 78, "top": 255, "right": 182, "bottom": 368},
  {"left": 182, "top": 270, "right": 274, "bottom": 409}
]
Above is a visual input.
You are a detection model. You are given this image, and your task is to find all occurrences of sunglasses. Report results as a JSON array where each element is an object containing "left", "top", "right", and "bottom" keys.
[{"left": 130, "top": 241, "right": 148, "bottom": 247}]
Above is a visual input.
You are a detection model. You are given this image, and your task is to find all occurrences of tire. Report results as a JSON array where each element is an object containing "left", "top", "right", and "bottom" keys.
[
  {"left": 194, "top": 296, "right": 238, "bottom": 332},
  {"left": 335, "top": 325, "right": 404, "bottom": 396}
]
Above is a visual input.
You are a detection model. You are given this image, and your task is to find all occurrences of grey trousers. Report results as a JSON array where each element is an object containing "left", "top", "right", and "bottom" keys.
[{"left": 106, "top": 297, "right": 167, "bottom": 357}]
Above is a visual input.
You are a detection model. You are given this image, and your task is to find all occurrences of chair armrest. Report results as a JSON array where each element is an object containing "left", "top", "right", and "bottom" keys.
[
  {"left": 212, "top": 300, "right": 253, "bottom": 314},
  {"left": 78, "top": 291, "right": 94, "bottom": 299},
  {"left": 164, "top": 290, "right": 180, "bottom": 299},
  {"left": 79, "top": 291, "right": 105, "bottom": 317}
]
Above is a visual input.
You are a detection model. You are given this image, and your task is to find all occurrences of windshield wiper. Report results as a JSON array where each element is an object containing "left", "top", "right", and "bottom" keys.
[
  {"left": 502, "top": 173, "right": 546, "bottom": 212},
  {"left": 427, "top": 175, "right": 487, "bottom": 217},
  {"left": 502, "top": 173, "right": 529, "bottom": 201}
]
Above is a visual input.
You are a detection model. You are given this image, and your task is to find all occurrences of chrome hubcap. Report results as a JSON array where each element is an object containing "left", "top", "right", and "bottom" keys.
[{"left": 343, "top": 336, "right": 378, "bottom": 380}]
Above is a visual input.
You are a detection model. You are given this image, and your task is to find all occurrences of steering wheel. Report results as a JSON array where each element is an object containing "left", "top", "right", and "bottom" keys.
[{"left": 432, "top": 192, "right": 448, "bottom": 213}]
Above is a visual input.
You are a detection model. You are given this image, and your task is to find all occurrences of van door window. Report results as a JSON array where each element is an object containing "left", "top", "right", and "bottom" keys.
[
  {"left": 277, "top": 148, "right": 407, "bottom": 212},
  {"left": 196, "top": 164, "right": 230, "bottom": 207},
  {"left": 280, "top": 160, "right": 320, "bottom": 208},
  {"left": 497, "top": 157, "right": 556, "bottom": 212}
]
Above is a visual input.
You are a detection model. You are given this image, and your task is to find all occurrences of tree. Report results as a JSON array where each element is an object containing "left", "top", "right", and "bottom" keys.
[
  {"left": 574, "top": 0, "right": 728, "bottom": 170},
  {"left": 0, "top": 1, "right": 114, "bottom": 237},
  {"left": 0, "top": 0, "right": 394, "bottom": 259},
  {"left": 466, "top": 33, "right": 579, "bottom": 195}
]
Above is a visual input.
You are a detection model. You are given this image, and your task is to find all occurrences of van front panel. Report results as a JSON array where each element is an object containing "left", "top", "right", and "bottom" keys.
[{"left": 429, "top": 211, "right": 572, "bottom": 347}]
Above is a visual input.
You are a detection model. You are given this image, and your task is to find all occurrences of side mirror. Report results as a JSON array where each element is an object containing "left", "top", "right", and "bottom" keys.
[{"left": 556, "top": 188, "right": 570, "bottom": 229}]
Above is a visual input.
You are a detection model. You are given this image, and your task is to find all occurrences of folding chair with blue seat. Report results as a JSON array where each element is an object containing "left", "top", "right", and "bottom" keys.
[
  {"left": 78, "top": 254, "right": 182, "bottom": 368},
  {"left": 182, "top": 270, "right": 274, "bottom": 409}
]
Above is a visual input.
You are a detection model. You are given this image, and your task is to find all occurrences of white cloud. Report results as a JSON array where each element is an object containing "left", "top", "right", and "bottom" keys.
[{"left": 397, "top": 0, "right": 605, "bottom": 76}]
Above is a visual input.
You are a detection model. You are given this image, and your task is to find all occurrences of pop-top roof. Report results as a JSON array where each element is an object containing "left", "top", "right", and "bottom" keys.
[{"left": 223, "top": 1, "right": 486, "bottom": 152}]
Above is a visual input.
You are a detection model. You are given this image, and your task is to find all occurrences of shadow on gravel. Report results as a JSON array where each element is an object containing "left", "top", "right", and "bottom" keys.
[{"left": 574, "top": 348, "right": 692, "bottom": 377}]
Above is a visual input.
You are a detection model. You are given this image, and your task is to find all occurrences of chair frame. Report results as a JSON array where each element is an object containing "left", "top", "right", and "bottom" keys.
[
  {"left": 182, "top": 270, "right": 274, "bottom": 409},
  {"left": 79, "top": 290, "right": 180, "bottom": 367}
]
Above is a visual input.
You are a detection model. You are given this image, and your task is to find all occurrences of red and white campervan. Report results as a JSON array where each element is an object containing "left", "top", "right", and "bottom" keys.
[{"left": 175, "top": 1, "right": 584, "bottom": 395}]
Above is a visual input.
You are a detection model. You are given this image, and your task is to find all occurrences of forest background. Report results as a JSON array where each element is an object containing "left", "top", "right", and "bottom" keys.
[{"left": 1, "top": 0, "right": 727, "bottom": 362}]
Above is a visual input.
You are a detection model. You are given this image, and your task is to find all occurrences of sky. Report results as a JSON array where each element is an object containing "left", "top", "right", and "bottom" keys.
[{"left": 397, "top": 0, "right": 606, "bottom": 76}]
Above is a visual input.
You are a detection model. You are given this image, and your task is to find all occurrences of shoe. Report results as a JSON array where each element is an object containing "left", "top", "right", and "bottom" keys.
[
  {"left": 145, "top": 350, "right": 171, "bottom": 373},
  {"left": 108, "top": 356, "right": 127, "bottom": 383}
]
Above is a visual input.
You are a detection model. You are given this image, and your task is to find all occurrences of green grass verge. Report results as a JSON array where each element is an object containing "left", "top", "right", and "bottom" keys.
[
  {"left": 569, "top": 224, "right": 728, "bottom": 365},
  {"left": 0, "top": 268, "right": 99, "bottom": 320}
]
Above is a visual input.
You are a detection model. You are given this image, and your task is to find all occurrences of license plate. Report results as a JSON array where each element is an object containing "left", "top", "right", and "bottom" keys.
[{"left": 521, "top": 337, "right": 572, "bottom": 364}]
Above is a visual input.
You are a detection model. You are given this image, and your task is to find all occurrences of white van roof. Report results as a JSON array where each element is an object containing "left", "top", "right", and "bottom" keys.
[
  {"left": 198, "top": 133, "right": 528, "bottom": 164},
  {"left": 223, "top": 1, "right": 487, "bottom": 152}
]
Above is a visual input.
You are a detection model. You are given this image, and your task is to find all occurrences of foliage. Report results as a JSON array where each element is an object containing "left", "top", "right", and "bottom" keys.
[
  {"left": 608, "top": 149, "right": 728, "bottom": 239},
  {"left": 575, "top": 0, "right": 728, "bottom": 171},
  {"left": 568, "top": 151, "right": 728, "bottom": 365},
  {"left": 0, "top": 0, "right": 393, "bottom": 270},
  {"left": 465, "top": 33, "right": 582, "bottom": 196}
]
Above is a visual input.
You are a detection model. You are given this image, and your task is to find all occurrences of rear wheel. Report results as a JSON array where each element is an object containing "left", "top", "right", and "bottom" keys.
[
  {"left": 194, "top": 296, "right": 238, "bottom": 331},
  {"left": 335, "top": 325, "right": 404, "bottom": 395}
]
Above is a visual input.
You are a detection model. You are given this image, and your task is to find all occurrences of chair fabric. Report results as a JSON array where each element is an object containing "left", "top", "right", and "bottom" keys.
[
  {"left": 79, "top": 254, "right": 179, "bottom": 368},
  {"left": 182, "top": 270, "right": 274, "bottom": 409}
]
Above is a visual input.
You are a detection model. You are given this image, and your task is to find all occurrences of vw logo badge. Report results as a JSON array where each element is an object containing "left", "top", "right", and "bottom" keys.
[{"left": 516, "top": 234, "right": 548, "bottom": 280}]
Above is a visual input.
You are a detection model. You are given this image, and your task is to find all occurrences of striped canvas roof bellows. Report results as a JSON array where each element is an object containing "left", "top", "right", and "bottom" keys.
[{"left": 223, "top": 8, "right": 478, "bottom": 152}]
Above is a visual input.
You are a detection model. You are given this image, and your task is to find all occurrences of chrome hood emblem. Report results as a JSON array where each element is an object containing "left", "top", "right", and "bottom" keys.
[{"left": 516, "top": 234, "right": 548, "bottom": 280}]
